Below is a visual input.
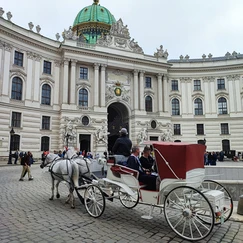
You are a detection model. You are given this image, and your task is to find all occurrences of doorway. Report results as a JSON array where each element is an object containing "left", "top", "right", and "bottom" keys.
[
  {"left": 107, "top": 102, "right": 129, "bottom": 152},
  {"left": 79, "top": 134, "right": 91, "bottom": 153}
]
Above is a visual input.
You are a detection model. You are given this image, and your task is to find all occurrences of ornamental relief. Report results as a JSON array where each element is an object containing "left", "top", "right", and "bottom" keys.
[
  {"left": 107, "top": 70, "right": 131, "bottom": 85},
  {"left": 180, "top": 77, "right": 192, "bottom": 83},
  {"left": 202, "top": 76, "right": 216, "bottom": 82},
  {"left": 226, "top": 74, "right": 241, "bottom": 81},
  {"left": 105, "top": 83, "right": 130, "bottom": 103},
  {"left": 96, "top": 18, "right": 143, "bottom": 54}
]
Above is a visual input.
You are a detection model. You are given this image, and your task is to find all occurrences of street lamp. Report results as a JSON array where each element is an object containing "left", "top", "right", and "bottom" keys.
[{"left": 7, "top": 127, "right": 15, "bottom": 164}]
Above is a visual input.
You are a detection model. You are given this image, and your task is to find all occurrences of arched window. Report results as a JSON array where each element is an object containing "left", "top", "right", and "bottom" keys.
[
  {"left": 41, "top": 136, "right": 50, "bottom": 151},
  {"left": 79, "top": 88, "right": 88, "bottom": 107},
  {"left": 194, "top": 98, "right": 203, "bottom": 115},
  {"left": 172, "top": 98, "right": 180, "bottom": 115},
  {"left": 218, "top": 97, "right": 227, "bottom": 114},
  {"left": 11, "top": 77, "right": 23, "bottom": 100},
  {"left": 145, "top": 96, "right": 153, "bottom": 112},
  {"left": 41, "top": 84, "right": 51, "bottom": 105}
]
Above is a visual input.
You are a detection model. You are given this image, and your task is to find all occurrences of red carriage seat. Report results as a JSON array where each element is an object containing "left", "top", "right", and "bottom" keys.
[
  {"left": 110, "top": 164, "right": 139, "bottom": 179},
  {"left": 152, "top": 142, "right": 205, "bottom": 180}
]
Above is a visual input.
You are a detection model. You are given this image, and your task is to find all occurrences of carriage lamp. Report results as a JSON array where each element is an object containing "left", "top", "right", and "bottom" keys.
[
  {"left": 204, "top": 138, "right": 206, "bottom": 145},
  {"left": 7, "top": 127, "right": 15, "bottom": 164}
]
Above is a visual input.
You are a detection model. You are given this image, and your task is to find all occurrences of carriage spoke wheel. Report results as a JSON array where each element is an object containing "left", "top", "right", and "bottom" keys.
[
  {"left": 164, "top": 186, "right": 214, "bottom": 241},
  {"left": 118, "top": 188, "right": 139, "bottom": 209},
  {"left": 200, "top": 180, "right": 233, "bottom": 224},
  {"left": 84, "top": 185, "right": 105, "bottom": 218}
]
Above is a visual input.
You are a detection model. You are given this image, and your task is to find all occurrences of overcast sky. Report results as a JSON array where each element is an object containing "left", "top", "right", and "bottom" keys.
[{"left": 1, "top": 0, "right": 243, "bottom": 59}]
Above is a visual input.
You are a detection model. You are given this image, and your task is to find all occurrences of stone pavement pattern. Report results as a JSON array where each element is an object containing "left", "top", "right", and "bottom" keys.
[{"left": 0, "top": 165, "right": 243, "bottom": 243}]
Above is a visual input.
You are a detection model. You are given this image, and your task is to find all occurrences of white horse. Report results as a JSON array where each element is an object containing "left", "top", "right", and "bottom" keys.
[{"left": 40, "top": 153, "right": 89, "bottom": 208}]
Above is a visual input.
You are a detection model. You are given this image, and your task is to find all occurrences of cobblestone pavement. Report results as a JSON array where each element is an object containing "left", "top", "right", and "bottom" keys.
[{"left": 1, "top": 164, "right": 243, "bottom": 243}]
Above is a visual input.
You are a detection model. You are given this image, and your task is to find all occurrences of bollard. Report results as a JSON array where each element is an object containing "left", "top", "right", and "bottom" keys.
[{"left": 237, "top": 195, "right": 243, "bottom": 215}]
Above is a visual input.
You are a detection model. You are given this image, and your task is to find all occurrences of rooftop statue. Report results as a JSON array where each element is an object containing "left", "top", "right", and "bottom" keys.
[{"left": 154, "top": 45, "right": 169, "bottom": 59}]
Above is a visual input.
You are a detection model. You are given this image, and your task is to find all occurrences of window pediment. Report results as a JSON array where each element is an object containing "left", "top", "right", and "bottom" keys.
[
  {"left": 40, "top": 76, "right": 55, "bottom": 84},
  {"left": 10, "top": 68, "right": 27, "bottom": 78}
]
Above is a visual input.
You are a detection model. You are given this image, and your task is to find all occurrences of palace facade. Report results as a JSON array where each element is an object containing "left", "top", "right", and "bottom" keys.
[{"left": 1, "top": 0, "right": 243, "bottom": 161}]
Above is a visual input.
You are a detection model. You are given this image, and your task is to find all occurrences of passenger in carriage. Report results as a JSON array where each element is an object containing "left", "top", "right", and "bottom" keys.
[
  {"left": 112, "top": 128, "right": 132, "bottom": 165},
  {"left": 139, "top": 146, "right": 157, "bottom": 173},
  {"left": 127, "top": 146, "right": 158, "bottom": 191}
]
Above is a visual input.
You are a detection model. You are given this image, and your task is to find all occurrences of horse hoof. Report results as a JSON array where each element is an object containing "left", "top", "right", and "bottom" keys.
[
  {"left": 56, "top": 194, "right": 60, "bottom": 198},
  {"left": 71, "top": 206, "right": 75, "bottom": 209},
  {"left": 49, "top": 197, "right": 53, "bottom": 200}
]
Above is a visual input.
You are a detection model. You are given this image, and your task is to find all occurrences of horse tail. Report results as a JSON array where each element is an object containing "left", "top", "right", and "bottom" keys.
[{"left": 71, "top": 161, "right": 79, "bottom": 188}]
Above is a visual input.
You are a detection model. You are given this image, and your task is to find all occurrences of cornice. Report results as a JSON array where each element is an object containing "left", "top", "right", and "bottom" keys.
[
  {"left": 169, "top": 64, "right": 243, "bottom": 74},
  {"left": 0, "top": 27, "right": 60, "bottom": 55},
  {"left": 60, "top": 45, "right": 172, "bottom": 70}
]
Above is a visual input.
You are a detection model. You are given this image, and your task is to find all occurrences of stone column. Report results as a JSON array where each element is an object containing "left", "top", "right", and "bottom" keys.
[
  {"left": 0, "top": 42, "right": 4, "bottom": 95},
  {"left": 33, "top": 55, "right": 41, "bottom": 101},
  {"left": 93, "top": 63, "right": 100, "bottom": 107},
  {"left": 2, "top": 44, "right": 12, "bottom": 96},
  {"left": 54, "top": 60, "right": 61, "bottom": 105},
  {"left": 26, "top": 52, "right": 34, "bottom": 100},
  {"left": 70, "top": 59, "right": 77, "bottom": 105},
  {"left": 62, "top": 59, "right": 69, "bottom": 104},
  {"left": 163, "top": 75, "right": 169, "bottom": 112},
  {"left": 139, "top": 71, "right": 145, "bottom": 110},
  {"left": 100, "top": 64, "right": 107, "bottom": 107},
  {"left": 133, "top": 70, "right": 139, "bottom": 110},
  {"left": 157, "top": 73, "right": 163, "bottom": 112}
]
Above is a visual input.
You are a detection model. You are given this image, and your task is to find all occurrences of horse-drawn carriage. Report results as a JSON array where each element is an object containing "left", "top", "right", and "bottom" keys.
[{"left": 41, "top": 142, "right": 233, "bottom": 241}]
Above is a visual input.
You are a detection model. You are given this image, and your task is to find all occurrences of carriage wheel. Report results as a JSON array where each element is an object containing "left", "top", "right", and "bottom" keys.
[
  {"left": 200, "top": 180, "right": 233, "bottom": 224},
  {"left": 84, "top": 185, "right": 105, "bottom": 218},
  {"left": 118, "top": 188, "right": 139, "bottom": 209},
  {"left": 164, "top": 186, "right": 214, "bottom": 241}
]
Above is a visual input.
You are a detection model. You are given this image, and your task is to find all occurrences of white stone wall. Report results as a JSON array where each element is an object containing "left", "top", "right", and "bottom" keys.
[{"left": 1, "top": 15, "right": 243, "bottom": 160}]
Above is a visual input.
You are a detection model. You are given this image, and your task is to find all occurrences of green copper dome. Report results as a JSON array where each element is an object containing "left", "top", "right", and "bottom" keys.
[{"left": 72, "top": 0, "right": 116, "bottom": 44}]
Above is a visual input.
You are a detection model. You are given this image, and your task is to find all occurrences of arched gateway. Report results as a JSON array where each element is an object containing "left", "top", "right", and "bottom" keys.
[{"left": 107, "top": 102, "right": 129, "bottom": 152}]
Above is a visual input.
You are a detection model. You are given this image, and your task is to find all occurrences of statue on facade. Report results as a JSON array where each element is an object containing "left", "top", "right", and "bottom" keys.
[
  {"left": 62, "top": 26, "right": 78, "bottom": 40},
  {"left": 95, "top": 125, "right": 110, "bottom": 144},
  {"left": 137, "top": 127, "right": 148, "bottom": 144}
]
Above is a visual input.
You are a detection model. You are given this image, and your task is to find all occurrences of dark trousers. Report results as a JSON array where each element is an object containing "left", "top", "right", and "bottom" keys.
[{"left": 139, "top": 174, "right": 157, "bottom": 191}]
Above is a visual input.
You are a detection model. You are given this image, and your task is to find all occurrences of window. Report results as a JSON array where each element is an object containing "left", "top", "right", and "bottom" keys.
[
  {"left": 145, "top": 96, "right": 152, "bottom": 112},
  {"left": 145, "top": 77, "right": 152, "bottom": 88},
  {"left": 150, "top": 136, "right": 158, "bottom": 141},
  {"left": 151, "top": 120, "right": 157, "bottom": 129},
  {"left": 194, "top": 98, "right": 203, "bottom": 115},
  {"left": 197, "top": 124, "right": 204, "bottom": 135},
  {"left": 14, "top": 51, "right": 24, "bottom": 66},
  {"left": 79, "top": 88, "right": 88, "bottom": 107},
  {"left": 172, "top": 98, "right": 180, "bottom": 115},
  {"left": 222, "top": 139, "right": 230, "bottom": 152},
  {"left": 43, "top": 61, "right": 52, "bottom": 74},
  {"left": 217, "top": 79, "right": 225, "bottom": 90},
  {"left": 80, "top": 67, "right": 88, "bottom": 79},
  {"left": 42, "top": 116, "right": 50, "bottom": 130},
  {"left": 194, "top": 80, "right": 201, "bottom": 91},
  {"left": 11, "top": 112, "right": 21, "bottom": 127},
  {"left": 221, "top": 123, "right": 229, "bottom": 134},
  {"left": 11, "top": 77, "right": 22, "bottom": 100},
  {"left": 171, "top": 80, "right": 178, "bottom": 91},
  {"left": 41, "top": 136, "right": 50, "bottom": 151},
  {"left": 174, "top": 124, "right": 181, "bottom": 135},
  {"left": 41, "top": 84, "right": 51, "bottom": 105},
  {"left": 218, "top": 97, "right": 227, "bottom": 114},
  {"left": 82, "top": 116, "right": 89, "bottom": 126},
  {"left": 12, "top": 134, "right": 20, "bottom": 151}
]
